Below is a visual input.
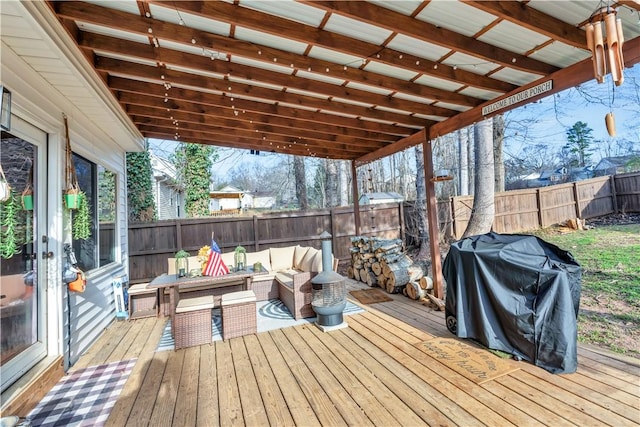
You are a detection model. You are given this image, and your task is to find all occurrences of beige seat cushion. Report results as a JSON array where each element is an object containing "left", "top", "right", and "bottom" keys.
[
  {"left": 269, "top": 246, "right": 296, "bottom": 271},
  {"left": 221, "top": 252, "right": 235, "bottom": 269},
  {"left": 274, "top": 271, "right": 295, "bottom": 289},
  {"left": 310, "top": 251, "right": 323, "bottom": 272},
  {"left": 293, "top": 246, "right": 309, "bottom": 270},
  {"left": 176, "top": 295, "right": 214, "bottom": 313},
  {"left": 221, "top": 290, "right": 256, "bottom": 305}
]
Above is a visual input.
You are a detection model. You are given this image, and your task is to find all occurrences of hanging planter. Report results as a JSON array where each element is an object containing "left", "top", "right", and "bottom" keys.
[
  {"left": 63, "top": 114, "right": 81, "bottom": 210},
  {"left": 21, "top": 186, "right": 33, "bottom": 211},
  {"left": 72, "top": 191, "right": 91, "bottom": 240}
]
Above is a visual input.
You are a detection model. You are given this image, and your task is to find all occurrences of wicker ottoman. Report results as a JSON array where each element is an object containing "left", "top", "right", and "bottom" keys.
[
  {"left": 174, "top": 295, "right": 214, "bottom": 349},
  {"left": 128, "top": 284, "right": 158, "bottom": 319},
  {"left": 221, "top": 290, "right": 257, "bottom": 340}
]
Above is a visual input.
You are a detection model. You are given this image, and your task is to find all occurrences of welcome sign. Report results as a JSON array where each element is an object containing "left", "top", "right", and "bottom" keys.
[{"left": 482, "top": 80, "right": 553, "bottom": 115}]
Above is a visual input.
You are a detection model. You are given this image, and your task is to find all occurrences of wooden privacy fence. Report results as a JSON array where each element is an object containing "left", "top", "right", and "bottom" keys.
[
  {"left": 128, "top": 203, "right": 405, "bottom": 283},
  {"left": 442, "top": 173, "right": 640, "bottom": 239},
  {"left": 128, "top": 173, "right": 638, "bottom": 283}
]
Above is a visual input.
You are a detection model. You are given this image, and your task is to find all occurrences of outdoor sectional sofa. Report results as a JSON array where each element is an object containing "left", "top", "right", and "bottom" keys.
[{"left": 221, "top": 245, "right": 337, "bottom": 320}]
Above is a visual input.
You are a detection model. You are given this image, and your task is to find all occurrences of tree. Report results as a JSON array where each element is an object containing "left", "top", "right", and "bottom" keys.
[
  {"left": 325, "top": 159, "right": 339, "bottom": 208},
  {"left": 293, "top": 156, "right": 308, "bottom": 210},
  {"left": 493, "top": 114, "right": 505, "bottom": 192},
  {"left": 126, "top": 148, "right": 156, "bottom": 222},
  {"left": 173, "top": 143, "right": 216, "bottom": 217},
  {"left": 564, "top": 121, "right": 594, "bottom": 167},
  {"left": 413, "top": 144, "right": 429, "bottom": 258},
  {"left": 462, "top": 118, "right": 495, "bottom": 238}
]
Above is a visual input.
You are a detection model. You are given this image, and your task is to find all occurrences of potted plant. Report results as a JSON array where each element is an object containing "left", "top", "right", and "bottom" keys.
[
  {"left": 21, "top": 184, "right": 33, "bottom": 211},
  {"left": 175, "top": 249, "right": 189, "bottom": 278},
  {"left": 63, "top": 115, "right": 81, "bottom": 210}
]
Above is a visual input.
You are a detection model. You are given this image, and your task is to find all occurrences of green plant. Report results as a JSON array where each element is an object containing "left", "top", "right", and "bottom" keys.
[
  {"left": 0, "top": 189, "right": 21, "bottom": 259},
  {"left": 175, "top": 249, "right": 189, "bottom": 258},
  {"left": 72, "top": 191, "right": 91, "bottom": 240},
  {"left": 126, "top": 150, "right": 156, "bottom": 222},
  {"left": 172, "top": 143, "right": 217, "bottom": 217}
]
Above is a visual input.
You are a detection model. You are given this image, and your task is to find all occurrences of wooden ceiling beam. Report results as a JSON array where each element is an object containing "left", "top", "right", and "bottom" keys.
[
  {"left": 141, "top": 130, "right": 361, "bottom": 160},
  {"left": 53, "top": 1, "right": 510, "bottom": 102},
  {"left": 134, "top": 121, "right": 374, "bottom": 154},
  {"left": 300, "top": 1, "right": 558, "bottom": 75},
  {"left": 119, "top": 95, "right": 394, "bottom": 149},
  {"left": 95, "top": 56, "right": 432, "bottom": 127},
  {"left": 111, "top": 78, "right": 413, "bottom": 138},
  {"left": 145, "top": 0, "right": 517, "bottom": 92},
  {"left": 129, "top": 112, "right": 389, "bottom": 149},
  {"left": 79, "top": 32, "right": 458, "bottom": 118},
  {"left": 465, "top": 1, "right": 587, "bottom": 49}
]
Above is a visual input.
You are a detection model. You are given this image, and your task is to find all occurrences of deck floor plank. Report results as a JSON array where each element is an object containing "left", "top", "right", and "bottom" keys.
[
  {"left": 349, "top": 313, "right": 531, "bottom": 426},
  {"left": 269, "top": 328, "right": 348, "bottom": 426},
  {"left": 106, "top": 317, "right": 148, "bottom": 364},
  {"left": 303, "top": 322, "right": 429, "bottom": 426},
  {"left": 346, "top": 315, "right": 490, "bottom": 426},
  {"left": 229, "top": 337, "right": 270, "bottom": 426},
  {"left": 215, "top": 339, "right": 244, "bottom": 427},
  {"left": 255, "top": 331, "right": 322, "bottom": 427},
  {"left": 105, "top": 317, "right": 166, "bottom": 427},
  {"left": 292, "top": 324, "right": 397, "bottom": 426},
  {"left": 516, "top": 368, "right": 639, "bottom": 426},
  {"left": 172, "top": 346, "right": 200, "bottom": 427},
  {"left": 243, "top": 334, "right": 296, "bottom": 427},
  {"left": 149, "top": 349, "right": 185, "bottom": 427},
  {"left": 61, "top": 278, "right": 638, "bottom": 427},
  {"left": 196, "top": 343, "right": 219, "bottom": 427}
]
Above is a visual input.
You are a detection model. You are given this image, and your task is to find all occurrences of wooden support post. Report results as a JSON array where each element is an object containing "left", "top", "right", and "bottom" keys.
[
  {"left": 610, "top": 175, "right": 618, "bottom": 213},
  {"left": 253, "top": 215, "right": 259, "bottom": 252},
  {"left": 536, "top": 188, "right": 544, "bottom": 228},
  {"left": 176, "top": 220, "right": 182, "bottom": 251},
  {"left": 572, "top": 182, "right": 582, "bottom": 219},
  {"left": 351, "top": 160, "right": 361, "bottom": 236},
  {"left": 422, "top": 137, "right": 444, "bottom": 299}
]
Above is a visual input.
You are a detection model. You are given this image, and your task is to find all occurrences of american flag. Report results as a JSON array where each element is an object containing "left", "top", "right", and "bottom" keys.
[{"left": 203, "top": 238, "right": 229, "bottom": 276}]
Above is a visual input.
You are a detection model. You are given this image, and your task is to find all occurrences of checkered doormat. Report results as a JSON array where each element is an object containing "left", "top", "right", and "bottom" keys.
[{"left": 26, "top": 359, "right": 136, "bottom": 427}]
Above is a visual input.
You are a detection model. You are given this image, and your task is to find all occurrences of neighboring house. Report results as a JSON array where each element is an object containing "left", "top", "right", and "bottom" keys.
[
  {"left": 1, "top": 1, "right": 144, "bottom": 402},
  {"left": 359, "top": 192, "right": 404, "bottom": 205},
  {"left": 150, "top": 152, "right": 184, "bottom": 220},
  {"left": 594, "top": 155, "right": 640, "bottom": 176},
  {"left": 245, "top": 191, "right": 276, "bottom": 210},
  {"left": 210, "top": 185, "right": 243, "bottom": 211}
]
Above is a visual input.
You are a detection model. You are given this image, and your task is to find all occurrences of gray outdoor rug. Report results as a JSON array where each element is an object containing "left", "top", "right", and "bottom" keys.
[{"left": 156, "top": 298, "right": 365, "bottom": 352}]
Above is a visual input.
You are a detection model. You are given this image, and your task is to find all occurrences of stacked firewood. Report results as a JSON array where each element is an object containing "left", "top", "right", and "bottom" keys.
[{"left": 347, "top": 237, "right": 425, "bottom": 294}]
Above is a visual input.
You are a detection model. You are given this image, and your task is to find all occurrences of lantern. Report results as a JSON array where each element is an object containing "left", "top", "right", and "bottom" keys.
[
  {"left": 175, "top": 250, "right": 189, "bottom": 278},
  {"left": 234, "top": 246, "right": 247, "bottom": 271}
]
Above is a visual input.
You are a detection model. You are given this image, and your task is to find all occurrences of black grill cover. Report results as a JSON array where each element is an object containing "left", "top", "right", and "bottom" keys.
[{"left": 443, "top": 232, "right": 582, "bottom": 374}]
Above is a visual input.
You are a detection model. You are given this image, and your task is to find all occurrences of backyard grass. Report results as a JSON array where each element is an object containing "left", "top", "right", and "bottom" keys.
[{"left": 532, "top": 223, "right": 640, "bottom": 358}]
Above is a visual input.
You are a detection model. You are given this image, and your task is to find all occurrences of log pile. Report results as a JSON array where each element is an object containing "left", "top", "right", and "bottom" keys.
[{"left": 348, "top": 237, "right": 424, "bottom": 294}]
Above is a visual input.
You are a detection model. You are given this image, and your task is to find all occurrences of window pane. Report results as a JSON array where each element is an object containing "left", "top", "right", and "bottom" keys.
[
  {"left": 71, "top": 155, "right": 117, "bottom": 270},
  {"left": 98, "top": 166, "right": 116, "bottom": 266}
]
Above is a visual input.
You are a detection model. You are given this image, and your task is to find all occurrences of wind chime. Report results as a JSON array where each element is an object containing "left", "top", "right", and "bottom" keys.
[{"left": 585, "top": 3, "right": 626, "bottom": 137}]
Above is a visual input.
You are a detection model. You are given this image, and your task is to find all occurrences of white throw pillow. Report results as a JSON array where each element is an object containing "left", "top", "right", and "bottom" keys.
[
  {"left": 293, "top": 245, "right": 309, "bottom": 269},
  {"left": 311, "top": 251, "right": 323, "bottom": 272},
  {"left": 246, "top": 249, "right": 273, "bottom": 271},
  {"left": 269, "top": 246, "right": 296, "bottom": 271},
  {"left": 299, "top": 247, "right": 318, "bottom": 272}
]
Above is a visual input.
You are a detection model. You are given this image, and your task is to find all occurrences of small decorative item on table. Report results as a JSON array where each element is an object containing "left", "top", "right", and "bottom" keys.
[
  {"left": 175, "top": 249, "right": 189, "bottom": 278},
  {"left": 253, "top": 261, "right": 262, "bottom": 272},
  {"left": 197, "top": 245, "right": 211, "bottom": 273},
  {"left": 234, "top": 246, "right": 247, "bottom": 272}
]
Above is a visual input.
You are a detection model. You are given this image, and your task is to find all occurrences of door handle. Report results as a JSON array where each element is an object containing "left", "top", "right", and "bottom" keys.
[{"left": 42, "top": 251, "right": 54, "bottom": 259}]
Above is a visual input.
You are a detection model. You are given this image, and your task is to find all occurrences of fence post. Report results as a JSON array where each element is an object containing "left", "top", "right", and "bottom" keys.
[
  {"left": 330, "top": 208, "right": 338, "bottom": 256},
  {"left": 572, "top": 182, "right": 581, "bottom": 219},
  {"left": 610, "top": 175, "right": 619, "bottom": 213},
  {"left": 398, "top": 202, "right": 405, "bottom": 247},
  {"left": 176, "top": 220, "right": 182, "bottom": 251},
  {"left": 253, "top": 215, "right": 259, "bottom": 252},
  {"left": 536, "top": 189, "right": 543, "bottom": 228},
  {"left": 450, "top": 197, "right": 457, "bottom": 239}
]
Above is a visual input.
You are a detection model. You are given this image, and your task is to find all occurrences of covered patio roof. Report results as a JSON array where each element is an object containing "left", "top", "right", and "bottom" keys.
[{"left": 6, "top": 1, "right": 640, "bottom": 163}]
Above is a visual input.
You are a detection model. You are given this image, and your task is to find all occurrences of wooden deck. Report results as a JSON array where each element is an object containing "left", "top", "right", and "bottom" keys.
[{"left": 70, "top": 279, "right": 640, "bottom": 426}]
